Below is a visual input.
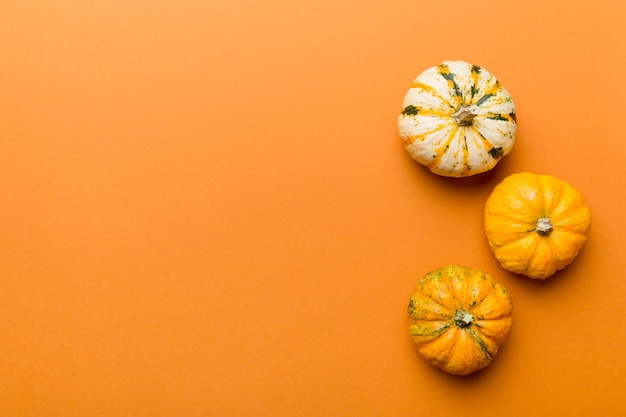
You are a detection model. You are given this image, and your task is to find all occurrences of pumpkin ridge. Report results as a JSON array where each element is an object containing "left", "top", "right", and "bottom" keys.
[
  {"left": 419, "top": 286, "right": 456, "bottom": 313},
  {"left": 444, "top": 329, "right": 485, "bottom": 374},
  {"left": 469, "top": 65, "right": 482, "bottom": 100},
  {"left": 471, "top": 117, "right": 515, "bottom": 152},
  {"left": 486, "top": 177, "right": 541, "bottom": 221},
  {"left": 460, "top": 133, "right": 470, "bottom": 171},
  {"left": 545, "top": 231, "right": 588, "bottom": 267},
  {"left": 428, "top": 126, "right": 462, "bottom": 170},
  {"left": 548, "top": 190, "right": 587, "bottom": 220},
  {"left": 466, "top": 278, "right": 497, "bottom": 312},
  {"left": 439, "top": 267, "right": 464, "bottom": 309},
  {"left": 410, "top": 81, "right": 452, "bottom": 107},
  {"left": 494, "top": 234, "right": 539, "bottom": 274},
  {"left": 537, "top": 175, "right": 554, "bottom": 215},
  {"left": 409, "top": 321, "right": 452, "bottom": 339},
  {"left": 550, "top": 206, "right": 590, "bottom": 228},
  {"left": 475, "top": 93, "right": 495, "bottom": 107},
  {"left": 415, "top": 108, "right": 451, "bottom": 118},
  {"left": 471, "top": 287, "right": 513, "bottom": 321},
  {"left": 436, "top": 64, "right": 463, "bottom": 107},
  {"left": 474, "top": 82, "right": 503, "bottom": 107},
  {"left": 404, "top": 122, "right": 450, "bottom": 145},
  {"left": 468, "top": 124, "right": 498, "bottom": 157},
  {"left": 549, "top": 228, "right": 589, "bottom": 242},
  {"left": 417, "top": 274, "right": 458, "bottom": 312},
  {"left": 463, "top": 269, "right": 487, "bottom": 308},
  {"left": 409, "top": 294, "right": 455, "bottom": 322},
  {"left": 466, "top": 327, "right": 495, "bottom": 361},
  {"left": 473, "top": 315, "right": 511, "bottom": 328},
  {"left": 435, "top": 327, "right": 462, "bottom": 368},
  {"left": 526, "top": 238, "right": 557, "bottom": 278},
  {"left": 480, "top": 112, "right": 516, "bottom": 123},
  {"left": 413, "top": 323, "right": 455, "bottom": 347},
  {"left": 468, "top": 73, "right": 497, "bottom": 106},
  {"left": 444, "top": 266, "right": 471, "bottom": 307}
]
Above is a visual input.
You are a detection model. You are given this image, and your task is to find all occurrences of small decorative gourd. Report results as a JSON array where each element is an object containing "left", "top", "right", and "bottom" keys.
[
  {"left": 484, "top": 172, "right": 591, "bottom": 279},
  {"left": 398, "top": 60, "right": 517, "bottom": 177},
  {"left": 408, "top": 265, "right": 513, "bottom": 375}
]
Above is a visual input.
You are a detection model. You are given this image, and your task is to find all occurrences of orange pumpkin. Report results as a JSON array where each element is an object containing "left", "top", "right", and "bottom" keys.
[
  {"left": 407, "top": 265, "right": 513, "bottom": 375},
  {"left": 484, "top": 172, "right": 591, "bottom": 279}
]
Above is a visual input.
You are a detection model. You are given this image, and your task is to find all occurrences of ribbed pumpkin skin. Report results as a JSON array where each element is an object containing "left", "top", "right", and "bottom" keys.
[
  {"left": 408, "top": 265, "right": 513, "bottom": 375},
  {"left": 398, "top": 60, "right": 516, "bottom": 177},
  {"left": 484, "top": 172, "right": 591, "bottom": 279}
]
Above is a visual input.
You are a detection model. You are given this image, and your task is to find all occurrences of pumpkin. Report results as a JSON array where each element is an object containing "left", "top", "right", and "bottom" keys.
[
  {"left": 398, "top": 60, "right": 517, "bottom": 177},
  {"left": 484, "top": 172, "right": 591, "bottom": 279},
  {"left": 407, "top": 265, "right": 513, "bottom": 375}
]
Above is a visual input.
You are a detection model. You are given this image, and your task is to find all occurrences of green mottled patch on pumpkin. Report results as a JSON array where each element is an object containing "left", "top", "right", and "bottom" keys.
[
  {"left": 476, "top": 93, "right": 494, "bottom": 106},
  {"left": 409, "top": 323, "right": 451, "bottom": 338},
  {"left": 408, "top": 298, "right": 416, "bottom": 315},
  {"left": 488, "top": 147, "right": 504, "bottom": 159},
  {"left": 487, "top": 114, "right": 509, "bottom": 121},
  {"left": 440, "top": 71, "right": 462, "bottom": 97},
  {"left": 402, "top": 105, "right": 419, "bottom": 116},
  {"left": 468, "top": 328, "right": 494, "bottom": 360}
]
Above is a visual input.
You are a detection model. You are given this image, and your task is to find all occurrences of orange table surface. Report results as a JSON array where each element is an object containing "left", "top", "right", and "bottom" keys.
[{"left": 1, "top": 1, "right": 625, "bottom": 416}]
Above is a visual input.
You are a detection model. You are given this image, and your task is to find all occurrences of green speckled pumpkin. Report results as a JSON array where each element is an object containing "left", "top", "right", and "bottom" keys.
[{"left": 408, "top": 265, "right": 513, "bottom": 375}]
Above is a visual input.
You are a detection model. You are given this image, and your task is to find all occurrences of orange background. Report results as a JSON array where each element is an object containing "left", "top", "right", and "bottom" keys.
[{"left": 1, "top": 1, "right": 625, "bottom": 415}]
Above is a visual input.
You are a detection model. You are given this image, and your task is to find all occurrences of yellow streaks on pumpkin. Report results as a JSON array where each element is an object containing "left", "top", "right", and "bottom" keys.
[
  {"left": 404, "top": 122, "right": 448, "bottom": 145},
  {"left": 470, "top": 66, "right": 481, "bottom": 98},
  {"left": 409, "top": 82, "right": 450, "bottom": 105},
  {"left": 472, "top": 127, "right": 497, "bottom": 154},
  {"left": 436, "top": 64, "right": 462, "bottom": 107},
  {"left": 426, "top": 126, "right": 487, "bottom": 176},
  {"left": 427, "top": 125, "right": 461, "bottom": 170}
]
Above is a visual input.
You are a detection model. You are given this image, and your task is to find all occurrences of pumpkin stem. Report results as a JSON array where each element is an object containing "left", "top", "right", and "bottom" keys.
[
  {"left": 452, "top": 106, "right": 477, "bottom": 126},
  {"left": 454, "top": 310, "right": 473, "bottom": 328},
  {"left": 536, "top": 217, "right": 554, "bottom": 236}
]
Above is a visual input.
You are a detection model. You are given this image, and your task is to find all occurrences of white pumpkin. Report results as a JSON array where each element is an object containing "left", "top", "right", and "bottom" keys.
[{"left": 398, "top": 60, "right": 517, "bottom": 177}]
